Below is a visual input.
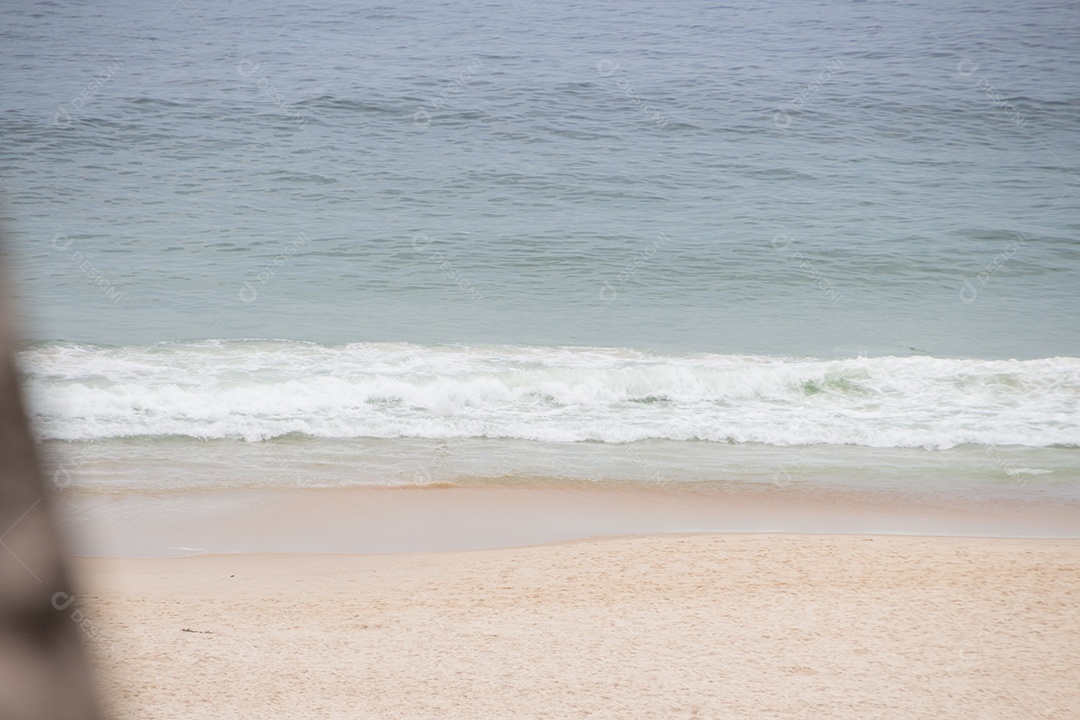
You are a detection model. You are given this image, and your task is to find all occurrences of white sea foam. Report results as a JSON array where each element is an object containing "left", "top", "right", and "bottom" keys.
[{"left": 19, "top": 340, "right": 1080, "bottom": 449}]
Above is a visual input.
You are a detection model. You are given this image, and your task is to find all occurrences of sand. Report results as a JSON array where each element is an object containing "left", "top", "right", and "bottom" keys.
[
  {"left": 73, "top": 533, "right": 1080, "bottom": 720},
  {"left": 61, "top": 483, "right": 1080, "bottom": 558}
]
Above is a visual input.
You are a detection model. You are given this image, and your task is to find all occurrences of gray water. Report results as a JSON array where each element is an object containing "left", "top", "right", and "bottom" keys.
[
  {"left": 3, "top": 1, "right": 1080, "bottom": 519},
  {"left": 3, "top": 0, "right": 1078, "bottom": 358}
]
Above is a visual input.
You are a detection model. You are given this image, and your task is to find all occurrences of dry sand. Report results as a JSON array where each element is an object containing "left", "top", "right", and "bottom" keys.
[{"left": 74, "top": 533, "right": 1080, "bottom": 719}]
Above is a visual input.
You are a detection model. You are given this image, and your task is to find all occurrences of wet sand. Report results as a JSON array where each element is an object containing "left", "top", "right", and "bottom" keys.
[{"left": 61, "top": 481, "right": 1080, "bottom": 558}]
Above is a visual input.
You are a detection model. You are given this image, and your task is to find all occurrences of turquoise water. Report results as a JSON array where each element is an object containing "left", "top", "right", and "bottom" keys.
[{"left": 3, "top": 1, "right": 1079, "bottom": 505}]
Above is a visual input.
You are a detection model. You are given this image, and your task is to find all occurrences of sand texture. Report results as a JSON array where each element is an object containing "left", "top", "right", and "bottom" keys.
[{"left": 76, "top": 534, "right": 1080, "bottom": 719}]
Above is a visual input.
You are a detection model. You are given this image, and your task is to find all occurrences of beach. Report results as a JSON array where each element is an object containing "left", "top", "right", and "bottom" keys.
[
  {"left": 75, "top": 531, "right": 1080, "bottom": 719},
  {"left": 7, "top": 0, "right": 1080, "bottom": 717}
]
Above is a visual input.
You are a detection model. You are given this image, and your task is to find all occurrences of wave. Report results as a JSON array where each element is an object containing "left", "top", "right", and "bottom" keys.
[{"left": 18, "top": 340, "right": 1080, "bottom": 448}]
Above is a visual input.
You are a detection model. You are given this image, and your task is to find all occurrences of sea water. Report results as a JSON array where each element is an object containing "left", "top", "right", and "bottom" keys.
[{"left": 2, "top": 1, "right": 1078, "bottom": 510}]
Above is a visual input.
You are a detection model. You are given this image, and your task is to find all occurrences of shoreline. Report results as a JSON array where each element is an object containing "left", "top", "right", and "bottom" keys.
[
  {"left": 60, "top": 481, "right": 1080, "bottom": 559},
  {"left": 74, "top": 532, "right": 1080, "bottom": 719}
]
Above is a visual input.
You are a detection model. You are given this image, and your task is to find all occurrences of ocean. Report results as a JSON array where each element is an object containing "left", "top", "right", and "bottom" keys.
[{"left": 3, "top": 1, "right": 1079, "bottom": 525}]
